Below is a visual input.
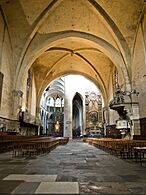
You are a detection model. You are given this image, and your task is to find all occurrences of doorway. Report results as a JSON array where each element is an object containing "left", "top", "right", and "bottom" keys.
[{"left": 72, "top": 93, "right": 83, "bottom": 138}]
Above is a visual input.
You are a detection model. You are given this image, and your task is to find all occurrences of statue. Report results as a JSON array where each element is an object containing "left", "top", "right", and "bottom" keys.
[{"left": 55, "top": 121, "right": 60, "bottom": 132}]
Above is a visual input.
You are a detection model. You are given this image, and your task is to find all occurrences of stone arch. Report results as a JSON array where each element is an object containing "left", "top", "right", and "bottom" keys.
[
  {"left": 88, "top": 0, "right": 131, "bottom": 69},
  {"left": 17, "top": 31, "right": 130, "bottom": 89},
  {"left": 16, "top": 31, "right": 131, "bottom": 114},
  {"left": 37, "top": 71, "right": 107, "bottom": 115},
  {"left": 16, "top": 0, "right": 131, "bottom": 86}
]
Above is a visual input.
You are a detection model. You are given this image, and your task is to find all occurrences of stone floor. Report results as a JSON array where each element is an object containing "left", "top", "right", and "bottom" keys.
[{"left": 0, "top": 140, "right": 146, "bottom": 194}]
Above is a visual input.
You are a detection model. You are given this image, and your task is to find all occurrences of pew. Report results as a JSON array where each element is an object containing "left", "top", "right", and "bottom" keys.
[
  {"left": 83, "top": 138, "right": 146, "bottom": 165},
  {"left": 0, "top": 135, "right": 69, "bottom": 157}
]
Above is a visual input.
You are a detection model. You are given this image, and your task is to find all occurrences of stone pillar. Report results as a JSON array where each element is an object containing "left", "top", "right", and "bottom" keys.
[
  {"left": 85, "top": 93, "right": 90, "bottom": 135},
  {"left": 61, "top": 98, "right": 63, "bottom": 112},
  {"left": 64, "top": 95, "right": 72, "bottom": 138},
  {"left": 43, "top": 112, "right": 47, "bottom": 134},
  {"left": 36, "top": 106, "right": 41, "bottom": 135},
  {"left": 108, "top": 108, "right": 117, "bottom": 125},
  {"left": 124, "top": 93, "right": 140, "bottom": 138},
  {"left": 48, "top": 98, "right": 50, "bottom": 112},
  {"left": 12, "top": 90, "right": 23, "bottom": 120},
  {"left": 130, "top": 94, "right": 140, "bottom": 138},
  {"left": 102, "top": 107, "right": 108, "bottom": 136},
  {"left": 82, "top": 96, "right": 86, "bottom": 135},
  {"left": 53, "top": 97, "right": 56, "bottom": 112},
  {"left": 63, "top": 76, "right": 73, "bottom": 139}
]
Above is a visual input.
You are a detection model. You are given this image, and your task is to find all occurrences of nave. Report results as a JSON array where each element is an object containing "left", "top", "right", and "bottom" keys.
[{"left": 0, "top": 140, "right": 146, "bottom": 194}]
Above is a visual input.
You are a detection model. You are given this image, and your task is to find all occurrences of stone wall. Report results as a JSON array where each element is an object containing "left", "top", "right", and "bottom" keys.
[
  {"left": 132, "top": 22, "right": 146, "bottom": 119},
  {"left": 0, "top": 117, "right": 20, "bottom": 132},
  {"left": 0, "top": 11, "right": 14, "bottom": 119}
]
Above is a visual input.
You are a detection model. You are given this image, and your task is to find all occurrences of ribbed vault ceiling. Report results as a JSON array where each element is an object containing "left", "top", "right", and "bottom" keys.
[{"left": 1, "top": 0, "right": 144, "bottom": 104}]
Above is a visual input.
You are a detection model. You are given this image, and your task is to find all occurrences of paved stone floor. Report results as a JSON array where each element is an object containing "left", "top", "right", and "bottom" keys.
[{"left": 0, "top": 140, "right": 146, "bottom": 194}]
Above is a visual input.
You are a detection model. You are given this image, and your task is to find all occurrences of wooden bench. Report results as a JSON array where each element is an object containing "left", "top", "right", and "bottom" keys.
[
  {"left": 0, "top": 135, "right": 69, "bottom": 157},
  {"left": 83, "top": 138, "right": 146, "bottom": 163}
]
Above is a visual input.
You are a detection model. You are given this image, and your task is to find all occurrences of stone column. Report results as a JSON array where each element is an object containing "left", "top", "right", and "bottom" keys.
[
  {"left": 53, "top": 97, "right": 56, "bottom": 112},
  {"left": 64, "top": 95, "right": 72, "bottom": 138},
  {"left": 61, "top": 98, "right": 63, "bottom": 112},
  {"left": 48, "top": 98, "right": 50, "bottom": 112},
  {"left": 82, "top": 96, "right": 86, "bottom": 135},
  {"left": 130, "top": 94, "right": 140, "bottom": 137},
  {"left": 124, "top": 93, "right": 140, "bottom": 138},
  {"left": 35, "top": 106, "right": 41, "bottom": 135},
  {"left": 12, "top": 90, "right": 23, "bottom": 120},
  {"left": 63, "top": 77, "right": 72, "bottom": 139},
  {"left": 43, "top": 112, "right": 47, "bottom": 134},
  {"left": 102, "top": 107, "right": 108, "bottom": 136},
  {"left": 85, "top": 93, "right": 90, "bottom": 134}
]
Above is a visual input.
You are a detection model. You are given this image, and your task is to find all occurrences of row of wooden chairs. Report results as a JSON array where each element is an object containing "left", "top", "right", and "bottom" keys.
[
  {"left": 0, "top": 135, "right": 69, "bottom": 157},
  {"left": 83, "top": 138, "right": 146, "bottom": 163},
  {"left": 12, "top": 139, "right": 58, "bottom": 157}
]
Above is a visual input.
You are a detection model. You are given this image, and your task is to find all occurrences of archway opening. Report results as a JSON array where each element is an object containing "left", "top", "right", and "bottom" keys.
[
  {"left": 40, "top": 74, "right": 103, "bottom": 138},
  {"left": 40, "top": 77, "right": 64, "bottom": 136},
  {"left": 72, "top": 93, "right": 83, "bottom": 138}
]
